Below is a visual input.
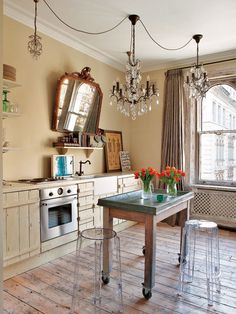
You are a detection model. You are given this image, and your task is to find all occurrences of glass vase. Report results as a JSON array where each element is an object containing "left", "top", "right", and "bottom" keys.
[
  {"left": 166, "top": 182, "right": 177, "bottom": 197},
  {"left": 2, "top": 90, "right": 10, "bottom": 112},
  {"left": 141, "top": 180, "right": 153, "bottom": 199}
]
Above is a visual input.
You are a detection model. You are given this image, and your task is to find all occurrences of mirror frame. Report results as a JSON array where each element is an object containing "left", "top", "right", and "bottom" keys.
[{"left": 52, "top": 67, "right": 103, "bottom": 134}]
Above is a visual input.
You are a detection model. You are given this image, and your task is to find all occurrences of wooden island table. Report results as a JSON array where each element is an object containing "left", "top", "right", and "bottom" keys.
[{"left": 97, "top": 189, "right": 194, "bottom": 299}]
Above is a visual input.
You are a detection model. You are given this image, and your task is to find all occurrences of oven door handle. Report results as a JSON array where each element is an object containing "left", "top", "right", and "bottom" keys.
[{"left": 40, "top": 195, "right": 77, "bottom": 208}]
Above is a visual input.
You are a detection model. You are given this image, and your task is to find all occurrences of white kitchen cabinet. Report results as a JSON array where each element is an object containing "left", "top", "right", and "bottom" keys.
[
  {"left": 94, "top": 174, "right": 140, "bottom": 227},
  {"left": 118, "top": 174, "right": 140, "bottom": 193},
  {"left": 3, "top": 189, "right": 40, "bottom": 266},
  {"left": 78, "top": 181, "right": 95, "bottom": 231},
  {"left": 116, "top": 174, "right": 140, "bottom": 225}
]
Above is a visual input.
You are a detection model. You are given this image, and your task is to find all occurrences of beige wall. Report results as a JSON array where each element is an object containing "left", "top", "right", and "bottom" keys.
[
  {"left": 2, "top": 16, "right": 133, "bottom": 180},
  {"left": 130, "top": 69, "right": 165, "bottom": 172},
  {"left": 0, "top": 1, "right": 3, "bottom": 311}
]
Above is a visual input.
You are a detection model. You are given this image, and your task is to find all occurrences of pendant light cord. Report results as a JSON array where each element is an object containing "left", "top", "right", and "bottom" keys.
[
  {"left": 42, "top": 0, "right": 127, "bottom": 35},
  {"left": 139, "top": 19, "right": 193, "bottom": 50},
  {"left": 34, "top": 0, "right": 38, "bottom": 37},
  {"left": 42, "top": 0, "right": 193, "bottom": 50}
]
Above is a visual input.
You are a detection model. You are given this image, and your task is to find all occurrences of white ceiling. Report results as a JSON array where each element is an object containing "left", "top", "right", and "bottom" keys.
[{"left": 4, "top": 0, "right": 236, "bottom": 71}]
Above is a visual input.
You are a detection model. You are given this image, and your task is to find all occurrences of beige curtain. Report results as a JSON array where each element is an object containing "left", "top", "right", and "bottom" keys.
[{"left": 160, "top": 69, "right": 186, "bottom": 226}]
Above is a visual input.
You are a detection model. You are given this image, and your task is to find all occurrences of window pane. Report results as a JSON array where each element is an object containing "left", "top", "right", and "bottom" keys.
[
  {"left": 199, "top": 132, "right": 236, "bottom": 182},
  {"left": 201, "top": 85, "right": 236, "bottom": 131}
]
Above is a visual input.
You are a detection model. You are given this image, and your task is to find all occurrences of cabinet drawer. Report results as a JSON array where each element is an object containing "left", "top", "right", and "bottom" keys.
[
  {"left": 78, "top": 182, "right": 94, "bottom": 194},
  {"left": 79, "top": 208, "right": 94, "bottom": 221},
  {"left": 3, "top": 190, "right": 40, "bottom": 208},
  {"left": 78, "top": 195, "right": 94, "bottom": 207},
  {"left": 79, "top": 220, "right": 94, "bottom": 232}
]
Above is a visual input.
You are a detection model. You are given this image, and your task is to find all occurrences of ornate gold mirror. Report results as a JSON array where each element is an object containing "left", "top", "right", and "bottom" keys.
[{"left": 52, "top": 67, "right": 103, "bottom": 134}]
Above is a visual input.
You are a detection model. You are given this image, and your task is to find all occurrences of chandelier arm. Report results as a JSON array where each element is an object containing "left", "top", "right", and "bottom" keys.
[
  {"left": 139, "top": 19, "right": 193, "bottom": 50},
  {"left": 42, "top": 0, "right": 128, "bottom": 35}
]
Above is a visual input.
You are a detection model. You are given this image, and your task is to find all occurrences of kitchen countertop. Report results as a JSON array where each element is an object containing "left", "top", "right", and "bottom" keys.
[{"left": 3, "top": 171, "right": 135, "bottom": 193}]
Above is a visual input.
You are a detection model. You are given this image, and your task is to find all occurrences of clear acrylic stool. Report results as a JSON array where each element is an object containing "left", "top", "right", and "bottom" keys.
[
  {"left": 70, "top": 228, "right": 124, "bottom": 313},
  {"left": 178, "top": 220, "right": 221, "bottom": 306}
]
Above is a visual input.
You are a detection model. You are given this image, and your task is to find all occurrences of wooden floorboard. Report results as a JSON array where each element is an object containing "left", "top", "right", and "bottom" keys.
[{"left": 3, "top": 222, "right": 236, "bottom": 313}]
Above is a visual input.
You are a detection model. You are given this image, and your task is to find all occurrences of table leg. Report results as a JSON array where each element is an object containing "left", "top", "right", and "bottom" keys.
[
  {"left": 143, "top": 215, "right": 156, "bottom": 299},
  {"left": 102, "top": 207, "right": 113, "bottom": 283}
]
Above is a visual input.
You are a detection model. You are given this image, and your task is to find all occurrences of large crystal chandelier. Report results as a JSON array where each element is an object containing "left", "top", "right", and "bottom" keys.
[
  {"left": 109, "top": 15, "right": 159, "bottom": 120},
  {"left": 184, "top": 34, "right": 210, "bottom": 99}
]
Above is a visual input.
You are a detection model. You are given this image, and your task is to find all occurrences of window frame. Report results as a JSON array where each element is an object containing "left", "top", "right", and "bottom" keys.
[{"left": 196, "top": 82, "right": 236, "bottom": 187}]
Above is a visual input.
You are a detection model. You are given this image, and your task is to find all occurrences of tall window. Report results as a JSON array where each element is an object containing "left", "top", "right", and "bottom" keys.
[{"left": 198, "top": 84, "right": 236, "bottom": 185}]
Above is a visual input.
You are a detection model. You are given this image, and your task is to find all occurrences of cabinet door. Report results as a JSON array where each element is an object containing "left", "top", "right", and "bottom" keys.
[
  {"left": 29, "top": 202, "right": 40, "bottom": 257},
  {"left": 3, "top": 202, "right": 40, "bottom": 266},
  {"left": 4, "top": 206, "right": 20, "bottom": 265}
]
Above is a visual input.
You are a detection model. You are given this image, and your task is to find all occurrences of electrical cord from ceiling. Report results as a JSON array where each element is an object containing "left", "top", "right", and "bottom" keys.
[{"left": 42, "top": 0, "right": 193, "bottom": 51}]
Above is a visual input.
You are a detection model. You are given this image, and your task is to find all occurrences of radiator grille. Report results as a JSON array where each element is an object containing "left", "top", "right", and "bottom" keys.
[{"left": 192, "top": 189, "right": 236, "bottom": 227}]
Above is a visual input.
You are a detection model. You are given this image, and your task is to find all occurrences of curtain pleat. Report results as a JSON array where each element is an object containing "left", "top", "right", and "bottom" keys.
[{"left": 160, "top": 69, "right": 185, "bottom": 226}]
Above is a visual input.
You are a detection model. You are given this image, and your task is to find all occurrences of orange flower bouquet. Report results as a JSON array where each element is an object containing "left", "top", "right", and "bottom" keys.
[
  {"left": 134, "top": 167, "right": 158, "bottom": 199},
  {"left": 157, "top": 166, "right": 185, "bottom": 196}
]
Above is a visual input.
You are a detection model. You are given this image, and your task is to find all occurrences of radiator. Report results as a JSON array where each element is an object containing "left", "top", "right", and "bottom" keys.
[{"left": 191, "top": 187, "right": 236, "bottom": 228}]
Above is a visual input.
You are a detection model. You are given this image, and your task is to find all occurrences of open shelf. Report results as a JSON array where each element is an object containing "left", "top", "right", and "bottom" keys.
[
  {"left": 3, "top": 79, "right": 21, "bottom": 89},
  {"left": 2, "top": 147, "right": 20, "bottom": 153},
  {"left": 2, "top": 112, "right": 21, "bottom": 119},
  {"left": 53, "top": 143, "right": 103, "bottom": 157}
]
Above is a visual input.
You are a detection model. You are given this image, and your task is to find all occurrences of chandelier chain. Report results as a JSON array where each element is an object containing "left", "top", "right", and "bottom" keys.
[
  {"left": 196, "top": 42, "right": 199, "bottom": 66},
  {"left": 34, "top": 0, "right": 38, "bottom": 37},
  {"left": 132, "top": 24, "right": 135, "bottom": 65}
]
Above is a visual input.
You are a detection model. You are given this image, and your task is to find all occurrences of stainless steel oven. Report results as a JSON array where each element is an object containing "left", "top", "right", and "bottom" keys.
[{"left": 40, "top": 185, "right": 78, "bottom": 242}]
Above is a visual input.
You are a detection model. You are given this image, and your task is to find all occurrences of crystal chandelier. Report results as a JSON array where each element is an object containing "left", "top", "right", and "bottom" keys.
[
  {"left": 185, "top": 34, "right": 210, "bottom": 99},
  {"left": 28, "top": 0, "right": 42, "bottom": 59},
  {"left": 109, "top": 15, "right": 159, "bottom": 120}
]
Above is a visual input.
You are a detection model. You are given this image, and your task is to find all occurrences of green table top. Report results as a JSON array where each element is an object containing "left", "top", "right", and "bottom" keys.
[{"left": 97, "top": 189, "right": 194, "bottom": 215}]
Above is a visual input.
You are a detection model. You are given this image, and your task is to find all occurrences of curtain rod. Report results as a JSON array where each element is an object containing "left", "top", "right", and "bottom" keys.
[{"left": 176, "top": 57, "right": 236, "bottom": 71}]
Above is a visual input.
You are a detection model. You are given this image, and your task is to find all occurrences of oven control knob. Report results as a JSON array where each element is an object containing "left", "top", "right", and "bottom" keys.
[
  {"left": 67, "top": 189, "right": 71, "bottom": 194},
  {"left": 57, "top": 188, "right": 63, "bottom": 195},
  {"left": 49, "top": 192, "right": 53, "bottom": 197}
]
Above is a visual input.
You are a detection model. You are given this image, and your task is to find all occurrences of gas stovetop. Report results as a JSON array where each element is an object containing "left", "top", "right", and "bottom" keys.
[{"left": 18, "top": 177, "right": 73, "bottom": 184}]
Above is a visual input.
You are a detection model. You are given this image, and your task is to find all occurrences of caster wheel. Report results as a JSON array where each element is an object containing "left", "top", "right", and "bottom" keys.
[
  {"left": 178, "top": 254, "right": 187, "bottom": 264},
  {"left": 142, "top": 288, "right": 152, "bottom": 300},
  {"left": 142, "top": 246, "right": 145, "bottom": 255},
  {"left": 102, "top": 273, "right": 110, "bottom": 284}
]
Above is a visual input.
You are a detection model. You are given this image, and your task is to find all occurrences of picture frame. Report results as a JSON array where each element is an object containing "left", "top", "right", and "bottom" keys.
[
  {"left": 104, "top": 130, "right": 123, "bottom": 172},
  {"left": 120, "top": 151, "right": 132, "bottom": 172}
]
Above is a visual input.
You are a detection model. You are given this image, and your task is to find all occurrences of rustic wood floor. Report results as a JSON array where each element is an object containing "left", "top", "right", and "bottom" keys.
[{"left": 3, "top": 223, "right": 236, "bottom": 314}]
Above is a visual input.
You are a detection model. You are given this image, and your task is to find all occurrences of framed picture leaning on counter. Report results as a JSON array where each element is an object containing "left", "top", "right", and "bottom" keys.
[{"left": 104, "top": 130, "right": 123, "bottom": 172}]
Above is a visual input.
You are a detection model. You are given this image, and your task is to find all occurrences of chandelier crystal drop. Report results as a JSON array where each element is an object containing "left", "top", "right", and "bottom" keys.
[
  {"left": 28, "top": 0, "right": 42, "bottom": 59},
  {"left": 184, "top": 34, "right": 210, "bottom": 99},
  {"left": 109, "top": 15, "right": 159, "bottom": 120}
]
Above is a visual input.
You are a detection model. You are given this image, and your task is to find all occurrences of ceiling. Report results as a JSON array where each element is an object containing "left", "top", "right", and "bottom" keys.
[{"left": 4, "top": 0, "right": 236, "bottom": 71}]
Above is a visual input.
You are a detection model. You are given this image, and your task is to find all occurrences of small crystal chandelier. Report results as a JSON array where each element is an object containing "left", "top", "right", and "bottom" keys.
[
  {"left": 28, "top": 0, "right": 42, "bottom": 59},
  {"left": 185, "top": 34, "right": 210, "bottom": 99},
  {"left": 109, "top": 15, "right": 159, "bottom": 120}
]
